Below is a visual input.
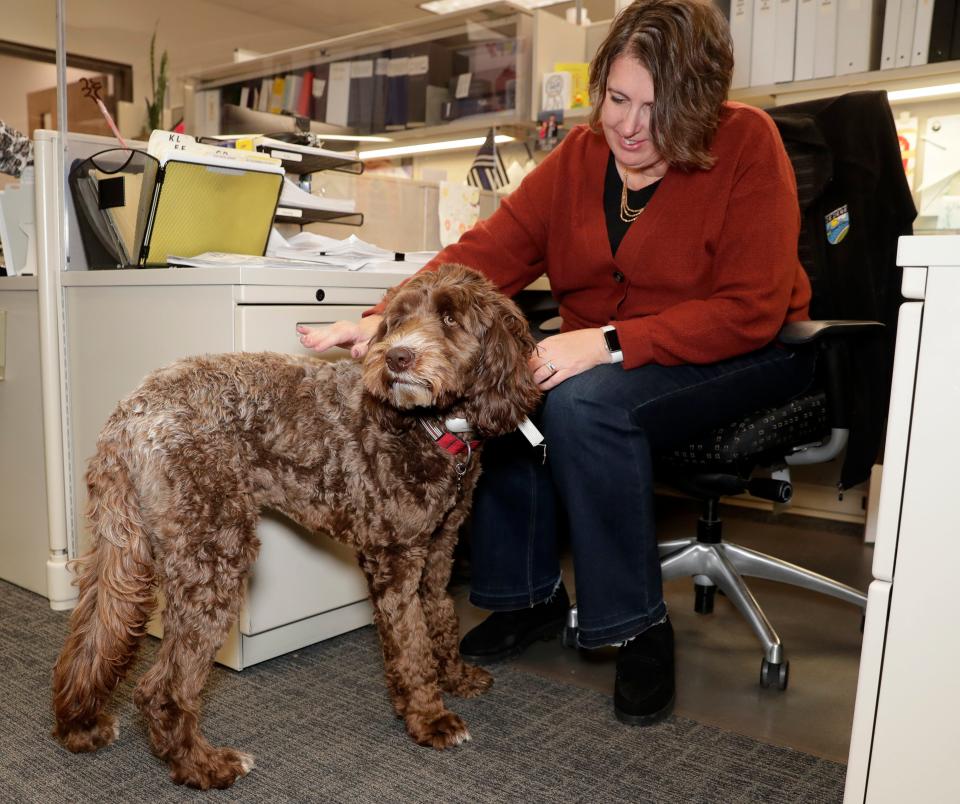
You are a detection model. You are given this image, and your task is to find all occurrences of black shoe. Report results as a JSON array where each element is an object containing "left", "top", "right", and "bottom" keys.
[
  {"left": 459, "top": 583, "right": 570, "bottom": 663},
  {"left": 614, "top": 617, "right": 676, "bottom": 726}
]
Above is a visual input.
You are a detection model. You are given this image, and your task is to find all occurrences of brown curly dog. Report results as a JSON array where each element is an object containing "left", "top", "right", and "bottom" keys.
[{"left": 51, "top": 264, "right": 541, "bottom": 789}]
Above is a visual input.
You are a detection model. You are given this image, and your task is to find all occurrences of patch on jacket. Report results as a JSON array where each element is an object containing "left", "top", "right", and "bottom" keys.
[{"left": 825, "top": 205, "right": 850, "bottom": 245}]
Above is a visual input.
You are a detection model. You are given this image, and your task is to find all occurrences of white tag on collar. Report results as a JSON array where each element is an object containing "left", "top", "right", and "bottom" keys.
[
  {"left": 517, "top": 416, "right": 544, "bottom": 447},
  {"left": 444, "top": 417, "right": 471, "bottom": 433}
]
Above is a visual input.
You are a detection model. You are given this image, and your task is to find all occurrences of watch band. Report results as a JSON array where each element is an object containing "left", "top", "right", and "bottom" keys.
[{"left": 601, "top": 325, "right": 624, "bottom": 364}]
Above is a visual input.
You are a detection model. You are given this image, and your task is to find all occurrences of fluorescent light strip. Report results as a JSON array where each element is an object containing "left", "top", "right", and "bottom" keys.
[
  {"left": 419, "top": 0, "right": 567, "bottom": 13},
  {"left": 887, "top": 82, "right": 960, "bottom": 102},
  {"left": 359, "top": 134, "right": 514, "bottom": 160},
  {"left": 316, "top": 133, "right": 393, "bottom": 143}
]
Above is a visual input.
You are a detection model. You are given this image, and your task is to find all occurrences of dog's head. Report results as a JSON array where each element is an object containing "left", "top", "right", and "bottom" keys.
[{"left": 362, "top": 264, "right": 541, "bottom": 437}]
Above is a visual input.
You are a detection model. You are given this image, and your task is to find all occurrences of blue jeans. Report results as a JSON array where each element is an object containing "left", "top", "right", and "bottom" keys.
[{"left": 467, "top": 344, "right": 816, "bottom": 649}]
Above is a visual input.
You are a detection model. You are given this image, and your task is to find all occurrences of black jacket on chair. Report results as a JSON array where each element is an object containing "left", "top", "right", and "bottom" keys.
[{"left": 767, "top": 92, "right": 917, "bottom": 490}]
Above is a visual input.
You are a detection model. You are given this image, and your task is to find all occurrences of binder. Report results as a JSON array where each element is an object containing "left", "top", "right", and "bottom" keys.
[
  {"left": 950, "top": 0, "right": 960, "bottom": 57},
  {"left": 296, "top": 71, "right": 313, "bottom": 118},
  {"left": 928, "top": 0, "right": 957, "bottom": 61},
  {"left": 269, "top": 76, "right": 285, "bottom": 114},
  {"left": 774, "top": 0, "right": 798, "bottom": 82},
  {"left": 325, "top": 62, "right": 351, "bottom": 127},
  {"left": 813, "top": 0, "right": 839, "bottom": 78},
  {"left": 347, "top": 60, "right": 374, "bottom": 133},
  {"left": 385, "top": 57, "right": 409, "bottom": 130},
  {"left": 895, "top": 0, "right": 919, "bottom": 68},
  {"left": 730, "top": 0, "right": 754, "bottom": 88},
  {"left": 794, "top": 0, "right": 818, "bottom": 80},
  {"left": 880, "top": 0, "right": 903, "bottom": 68},
  {"left": 750, "top": 0, "right": 777, "bottom": 86},
  {"left": 371, "top": 58, "right": 389, "bottom": 132},
  {"left": 311, "top": 63, "right": 329, "bottom": 121},
  {"left": 258, "top": 77, "right": 271, "bottom": 112},
  {"left": 911, "top": 0, "right": 936, "bottom": 64},
  {"left": 836, "top": 0, "right": 884, "bottom": 74}
]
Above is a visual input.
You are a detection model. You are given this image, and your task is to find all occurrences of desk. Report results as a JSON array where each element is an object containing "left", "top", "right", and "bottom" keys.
[
  {"left": 844, "top": 236, "right": 960, "bottom": 802},
  {"left": 54, "top": 266, "right": 411, "bottom": 669}
]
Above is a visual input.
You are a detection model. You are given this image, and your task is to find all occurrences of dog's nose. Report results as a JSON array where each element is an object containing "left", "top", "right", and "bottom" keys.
[{"left": 386, "top": 346, "right": 415, "bottom": 373}]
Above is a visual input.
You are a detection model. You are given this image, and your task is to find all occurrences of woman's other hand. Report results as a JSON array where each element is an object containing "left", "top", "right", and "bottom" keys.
[
  {"left": 529, "top": 329, "right": 611, "bottom": 390},
  {"left": 297, "top": 314, "right": 383, "bottom": 359}
]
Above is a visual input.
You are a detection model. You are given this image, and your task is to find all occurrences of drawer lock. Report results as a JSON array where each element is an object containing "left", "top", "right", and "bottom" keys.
[{"left": 315, "top": 288, "right": 325, "bottom": 302}]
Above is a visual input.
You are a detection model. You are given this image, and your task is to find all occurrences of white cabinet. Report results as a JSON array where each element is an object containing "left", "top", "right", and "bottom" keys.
[
  {"left": 845, "top": 237, "right": 960, "bottom": 802},
  {"left": 0, "top": 278, "right": 49, "bottom": 596},
  {"left": 57, "top": 267, "right": 405, "bottom": 669}
]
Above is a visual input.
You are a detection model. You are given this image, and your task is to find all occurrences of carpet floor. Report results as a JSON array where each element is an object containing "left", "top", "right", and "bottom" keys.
[{"left": 0, "top": 579, "right": 846, "bottom": 803}]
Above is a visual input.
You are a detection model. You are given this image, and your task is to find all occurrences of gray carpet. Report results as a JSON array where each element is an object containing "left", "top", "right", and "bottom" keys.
[{"left": 0, "top": 579, "right": 845, "bottom": 803}]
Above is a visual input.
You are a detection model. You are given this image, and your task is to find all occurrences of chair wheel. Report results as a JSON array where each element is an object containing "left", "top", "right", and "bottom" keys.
[
  {"left": 694, "top": 584, "right": 715, "bottom": 614},
  {"left": 760, "top": 658, "right": 789, "bottom": 690},
  {"left": 561, "top": 625, "right": 578, "bottom": 649}
]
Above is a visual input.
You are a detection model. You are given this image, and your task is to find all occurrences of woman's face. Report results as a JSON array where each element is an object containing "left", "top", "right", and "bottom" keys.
[{"left": 600, "top": 55, "right": 666, "bottom": 175}]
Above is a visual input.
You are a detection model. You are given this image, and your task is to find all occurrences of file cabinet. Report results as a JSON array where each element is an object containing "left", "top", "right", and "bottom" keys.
[
  {"left": 0, "top": 277, "right": 50, "bottom": 596},
  {"left": 844, "top": 236, "right": 960, "bottom": 802},
  {"left": 57, "top": 266, "right": 408, "bottom": 669}
]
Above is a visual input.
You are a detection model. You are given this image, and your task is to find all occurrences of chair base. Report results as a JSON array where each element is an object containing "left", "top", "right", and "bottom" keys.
[{"left": 563, "top": 500, "right": 867, "bottom": 688}]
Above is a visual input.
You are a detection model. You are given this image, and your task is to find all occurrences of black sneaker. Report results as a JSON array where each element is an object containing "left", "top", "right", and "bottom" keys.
[
  {"left": 614, "top": 616, "right": 675, "bottom": 726},
  {"left": 459, "top": 583, "right": 570, "bottom": 663}
]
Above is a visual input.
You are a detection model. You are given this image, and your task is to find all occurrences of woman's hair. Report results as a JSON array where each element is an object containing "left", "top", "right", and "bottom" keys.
[{"left": 588, "top": 0, "right": 733, "bottom": 170}]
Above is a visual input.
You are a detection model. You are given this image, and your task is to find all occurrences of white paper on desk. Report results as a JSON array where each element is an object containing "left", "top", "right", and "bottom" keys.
[{"left": 918, "top": 114, "right": 960, "bottom": 227}]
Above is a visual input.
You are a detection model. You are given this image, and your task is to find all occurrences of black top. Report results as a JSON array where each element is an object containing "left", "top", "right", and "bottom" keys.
[{"left": 604, "top": 152, "right": 661, "bottom": 256}]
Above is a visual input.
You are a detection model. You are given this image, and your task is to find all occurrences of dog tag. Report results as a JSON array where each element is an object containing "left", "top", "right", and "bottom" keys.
[
  {"left": 444, "top": 417, "right": 471, "bottom": 432},
  {"left": 517, "top": 416, "right": 544, "bottom": 447}
]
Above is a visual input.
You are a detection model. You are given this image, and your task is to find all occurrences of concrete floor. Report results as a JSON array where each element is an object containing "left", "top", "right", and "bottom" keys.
[{"left": 452, "top": 496, "right": 873, "bottom": 765}]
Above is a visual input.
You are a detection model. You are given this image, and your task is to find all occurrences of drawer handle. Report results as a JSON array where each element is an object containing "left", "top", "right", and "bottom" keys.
[{"left": 315, "top": 288, "right": 325, "bottom": 302}]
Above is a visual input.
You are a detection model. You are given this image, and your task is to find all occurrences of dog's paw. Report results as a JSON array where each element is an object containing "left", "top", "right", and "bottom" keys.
[
  {"left": 408, "top": 710, "right": 471, "bottom": 749},
  {"left": 169, "top": 746, "right": 255, "bottom": 790},
  {"left": 442, "top": 663, "right": 494, "bottom": 698},
  {"left": 52, "top": 713, "right": 118, "bottom": 753}
]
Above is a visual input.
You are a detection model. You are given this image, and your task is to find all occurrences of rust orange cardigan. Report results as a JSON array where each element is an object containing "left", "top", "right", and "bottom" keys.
[{"left": 369, "top": 102, "right": 811, "bottom": 370}]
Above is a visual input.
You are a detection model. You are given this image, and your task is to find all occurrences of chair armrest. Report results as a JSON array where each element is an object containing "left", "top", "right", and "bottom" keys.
[{"left": 778, "top": 319, "right": 884, "bottom": 345}]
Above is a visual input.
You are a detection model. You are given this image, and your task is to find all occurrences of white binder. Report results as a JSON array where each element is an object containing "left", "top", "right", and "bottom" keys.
[
  {"left": 895, "top": 0, "right": 919, "bottom": 68},
  {"left": 750, "top": 0, "right": 777, "bottom": 86},
  {"left": 774, "top": 0, "right": 798, "bottom": 82},
  {"left": 880, "top": 0, "right": 903, "bottom": 69},
  {"left": 325, "top": 61, "right": 351, "bottom": 128},
  {"left": 911, "top": 0, "right": 936, "bottom": 65},
  {"left": 813, "top": 0, "right": 839, "bottom": 78},
  {"left": 836, "top": 0, "right": 885, "bottom": 74},
  {"left": 794, "top": 0, "right": 818, "bottom": 80},
  {"left": 730, "top": 0, "right": 754, "bottom": 88}
]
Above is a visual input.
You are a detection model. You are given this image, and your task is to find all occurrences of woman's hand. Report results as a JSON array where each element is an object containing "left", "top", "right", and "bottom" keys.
[
  {"left": 297, "top": 314, "right": 383, "bottom": 359},
  {"left": 529, "top": 329, "right": 611, "bottom": 390}
]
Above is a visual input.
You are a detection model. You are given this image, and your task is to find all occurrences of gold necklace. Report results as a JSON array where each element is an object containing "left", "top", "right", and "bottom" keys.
[{"left": 619, "top": 175, "right": 645, "bottom": 223}]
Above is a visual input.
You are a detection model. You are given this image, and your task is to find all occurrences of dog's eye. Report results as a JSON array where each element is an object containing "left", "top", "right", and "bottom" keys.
[{"left": 442, "top": 313, "right": 458, "bottom": 327}]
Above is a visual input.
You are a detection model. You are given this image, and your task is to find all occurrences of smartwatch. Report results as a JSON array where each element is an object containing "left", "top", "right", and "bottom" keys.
[{"left": 601, "top": 325, "right": 624, "bottom": 364}]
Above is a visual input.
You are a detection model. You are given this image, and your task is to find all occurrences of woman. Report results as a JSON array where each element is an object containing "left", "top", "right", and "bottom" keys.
[{"left": 299, "top": 0, "right": 813, "bottom": 726}]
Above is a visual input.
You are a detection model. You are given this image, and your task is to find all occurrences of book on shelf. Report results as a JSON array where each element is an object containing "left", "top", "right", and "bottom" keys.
[
  {"left": 910, "top": 0, "right": 936, "bottom": 65},
  {"left": 296, "top": 71, "right": 314, "bottom": 118},
  {"left": 730, "top": 0, "right": 753, "bottom": 89},
  {"left": 773, "top": 0, "right": 797, "bottom": 83},
  {"left": 750, "top": 0, "right": 776, "bottom": 86},
  {"left": 794, "top": 0, "right": 817, "bottom": 81},
  {"left": 348, "top": 60, "right": 375, "bottom": 133},
  {"left": 836, "top": 0, "right": 884, "bottom": 75},
  {"left": 371, "top": 58, "right": 390, "bottom": 132},
  {"left": 813, "top": 0, "right": 839, "bottom": 78},
  {"left": 880, "top": 0, "right": 902, "bottom": 68},
  {"left": 326, "top": 62, "right": 351, "bottom": 127},
  {"left": 895, "top": 0, "right": 919, "bottom": 68},
  {"left": 385, "top": 57, "right": 410, "bottom": 130},
  {"left": 269, "top": 76, "right": 286, "bottom": 115},
  {"left": 928, "top": 0, "right": 957, "bottom": 62}
]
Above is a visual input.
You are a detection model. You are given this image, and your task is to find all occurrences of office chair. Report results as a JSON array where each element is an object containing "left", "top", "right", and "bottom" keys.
[{"left": 536, "top": 91, "right": 913, "bottom": 690}]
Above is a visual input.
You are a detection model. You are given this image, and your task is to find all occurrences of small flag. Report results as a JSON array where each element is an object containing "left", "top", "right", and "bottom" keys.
[{"left": 467, "top": 128, "right": 508, "bottom": 191}]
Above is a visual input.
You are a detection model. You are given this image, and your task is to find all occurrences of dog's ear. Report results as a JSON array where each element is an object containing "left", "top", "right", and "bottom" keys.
[{"left": 465, "top": 293, "right": 542, "bottom": 437}]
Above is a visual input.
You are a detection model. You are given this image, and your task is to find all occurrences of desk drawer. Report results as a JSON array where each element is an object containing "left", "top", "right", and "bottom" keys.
[
  {"left": 872, "top": 302, "right": 922, "bottom": 582},
  {"left": 234, "top": 303, "right": 372, "bottom": 634},
  {"left": 236, "top": 304, "right": 363, "bottom": 357}
]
